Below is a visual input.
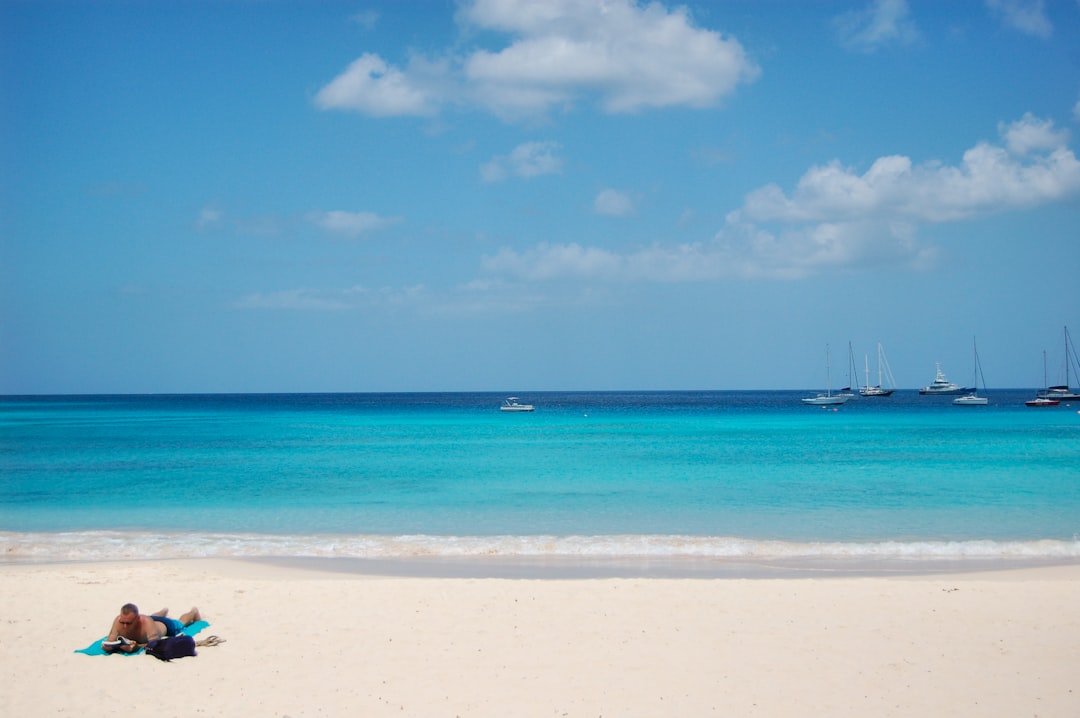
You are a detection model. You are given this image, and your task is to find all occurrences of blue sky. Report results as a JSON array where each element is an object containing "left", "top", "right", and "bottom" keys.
[{"left": 2, "top": 0, "right": 1079, "bottom": 394}]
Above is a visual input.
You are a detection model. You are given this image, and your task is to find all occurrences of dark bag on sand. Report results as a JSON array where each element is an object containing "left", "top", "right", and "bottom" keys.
[{"left": 146, "top": 634, "right": 197, "bottom": 661}]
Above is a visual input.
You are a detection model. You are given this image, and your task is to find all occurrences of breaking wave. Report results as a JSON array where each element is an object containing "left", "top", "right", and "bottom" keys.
[{"left": 4, "top": 531, "right": 1080, "bottom": 564}]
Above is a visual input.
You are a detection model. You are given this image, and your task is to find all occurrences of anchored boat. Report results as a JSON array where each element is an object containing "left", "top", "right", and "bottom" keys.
[
  {"left": 500, "top": 397, "right": 535, "bottom": 412},
  {"left": 953, "top": 338, "right": 988, "bottom": 406},
  {"left": 802, "top": 345, "right": 849, "bottom": 406}
]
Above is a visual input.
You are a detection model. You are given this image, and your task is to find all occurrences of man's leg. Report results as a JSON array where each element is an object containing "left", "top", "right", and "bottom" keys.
[{"left": 179, "top": 607, "right": 201, "bottom": 626}]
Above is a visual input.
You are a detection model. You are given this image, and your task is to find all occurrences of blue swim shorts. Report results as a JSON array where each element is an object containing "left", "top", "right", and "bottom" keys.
[{"left": 150, "top": 615, "right": 185, "bottom": 637}]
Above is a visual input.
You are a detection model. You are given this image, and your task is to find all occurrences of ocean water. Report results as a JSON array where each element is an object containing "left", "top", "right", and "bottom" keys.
[{"left": 2, "top": 391, "right": 1079, "bottom": 567}]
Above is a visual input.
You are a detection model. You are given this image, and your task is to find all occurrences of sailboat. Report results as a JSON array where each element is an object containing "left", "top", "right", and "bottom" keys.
[
  {"left": 1026, "top": 350, "right": 1060, "bottom": 407},
  {"left": 859, "top": 342, "right": 896, "bottom": 397},
  {"left": 836, "top": 342, "right": 860, "bottom": 399},
  {"left": 802, "top": 345, "right": 850, "bottom": 405},
  {"left": 1036, "top": 326, "right": 1080, "bottom": 401},
  {"left": 953, "top": 338, "right": 988, "bottom": 406}
]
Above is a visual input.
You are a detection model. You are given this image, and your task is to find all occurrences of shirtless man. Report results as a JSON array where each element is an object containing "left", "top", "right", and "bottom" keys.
[{"left": 103, "top": 603, "right": 202, "bottom": 654}]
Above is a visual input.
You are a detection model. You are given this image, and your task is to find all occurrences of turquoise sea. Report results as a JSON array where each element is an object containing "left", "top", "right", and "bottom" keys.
[{"left": 2, "top": 391, "right": 1079, "bottom": 571}]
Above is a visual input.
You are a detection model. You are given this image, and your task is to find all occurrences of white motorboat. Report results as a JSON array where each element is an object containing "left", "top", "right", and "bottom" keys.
[
  {"left": 500, "top": 397, "right": 535, "bottom": 412},
  {"left": 919, "top": 363, "right": 969, "bottom": 395}
]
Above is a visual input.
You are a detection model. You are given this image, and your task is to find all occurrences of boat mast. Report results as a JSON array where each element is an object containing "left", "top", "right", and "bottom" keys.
[
  {"left": 1043, "top": 349, "right": 1048, "bottom": 391},
  {"left": 1064, "top": 327, "right": 1070, "bottom": 390},
  {"left": 873, "top": 342, "right": 896, "bottom": 390},
  {"left": 826, "top": 344, "right": 832, "bottom": 397},
  {"left": 877, "top": 343, "right": 884, "bottom": 387},
  {"left": 1053, "top": 326, "right": 1079, "bottom": 390},
  {"left": 972, "top": 337, "right": 986, "bottom": 394},
  {"left": 846, "top": 341, "right": 860, "bottom": 392}
]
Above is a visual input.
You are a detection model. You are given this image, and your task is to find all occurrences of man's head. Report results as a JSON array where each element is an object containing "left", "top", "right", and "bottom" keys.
[{"left": 118, "top": 603, "right": 139, "bottom": 627}]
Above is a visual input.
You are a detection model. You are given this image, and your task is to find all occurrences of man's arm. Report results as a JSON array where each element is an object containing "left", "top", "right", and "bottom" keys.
[
  {"left": 102, "top": 618, "right": 137, "bottom": 654},
  {"left": 104, "top": 637, "right": 139, "bottom": 653}
]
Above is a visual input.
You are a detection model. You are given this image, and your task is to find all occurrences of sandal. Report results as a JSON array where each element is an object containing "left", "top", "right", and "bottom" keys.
[{"left": 196, "top": 635, "right": 226, "bottom": 647}]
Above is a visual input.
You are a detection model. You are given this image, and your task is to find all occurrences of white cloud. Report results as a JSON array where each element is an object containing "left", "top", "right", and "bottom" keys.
[
  {"left": 480, "top": 114, "right": 1080, "bottom": 282},
  {"left": 314, "top": 53, "right": 444, "bottom": 117},
  {"left": 480, "top": 141, "right": 563, "bottom": 182},
  {"left": 308, "top": 210, "right": 402, "bottom": 237},
  {"left": 483, "top": 242, "right": 624, "bottom": 280},
  {"left": 1000, "top": 112, "right": 1069, "bottom": 155},
  {"left": 235, "top": 287, "right": 361, "bottom": 311},
  {"left": 350, "top": 10, "right": 379, "bottom": 30},
  {"left": 462, "top": 0, "right": 759, "bottom": 117},
  {"left": 196, "top": 206, "right": 224, "bottom": 231},
  {"left": 986, "top": 0, "right": 1052, "bottom": 38},
  {"left": 712, "top": 215, "right": 936, "bottom": 279},
  {"left": 834, "top": 0, "right": 919, "bottom": 52},
  {"left": 193, "top": 206, "right": 285, "bottom": 237},
  {"left": 194, "top": 207, "right": 401, "bottom": 239},
  {"left": 719, "top": 113, "right": 1079, "bottom": 275},
  {"left": 316, "top": 0, "right": 759, "bottom": 121},
  {"left": 739, "top": 114, "right": 1078, "bottom": 225},
  {"left": 481, "top": 239, "right": 785, "bottom": 282},
  {"left": 593, "top": 188, "right": 635, "bottom": 216}
]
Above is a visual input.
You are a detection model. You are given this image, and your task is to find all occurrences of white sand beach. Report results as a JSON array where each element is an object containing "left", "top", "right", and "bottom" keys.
[{"left": 2, "top": 559, "right": 1078, "bottom": 717}]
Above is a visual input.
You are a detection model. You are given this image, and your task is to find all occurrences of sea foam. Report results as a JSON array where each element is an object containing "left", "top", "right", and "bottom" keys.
[{"left": 3, "top": 531, "right": 1079, "bottom": 564}]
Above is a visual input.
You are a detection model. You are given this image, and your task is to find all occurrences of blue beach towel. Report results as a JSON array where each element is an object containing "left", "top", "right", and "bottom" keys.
[{"left": 75, "top": 620, "right": 210, "bottom": 656}]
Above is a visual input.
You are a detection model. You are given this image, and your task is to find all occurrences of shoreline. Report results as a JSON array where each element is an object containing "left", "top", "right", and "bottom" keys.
[
  {"left": 3, "top": 558, "right": 1079, "bottom": 716},
  {"left": 7, "top": 546, "right": 1080, "bottom": 580},
  {"left": 237, "top": 553, "right": 1080, "bottom": 579}
]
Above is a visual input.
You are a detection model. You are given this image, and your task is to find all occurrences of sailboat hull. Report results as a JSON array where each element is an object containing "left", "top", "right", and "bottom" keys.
[
  {"left": 1037, "top": 387, "right": 1080, "bottom": 401},
  {"left": 801, "top": 395, "right": 848, "bottom": 405}
]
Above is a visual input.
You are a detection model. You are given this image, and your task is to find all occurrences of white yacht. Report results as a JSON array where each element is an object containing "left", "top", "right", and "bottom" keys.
[
  {"left": 919, "top": 363, "right": 969, "bottom": 395},
  {"left": 859, "top": 342, "right": 896, "bottom": 397}
]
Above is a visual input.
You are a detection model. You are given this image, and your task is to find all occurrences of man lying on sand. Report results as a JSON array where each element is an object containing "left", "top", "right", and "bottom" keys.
[{"left": 103, "top": 604, "right": 202, "bottom": 654}]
